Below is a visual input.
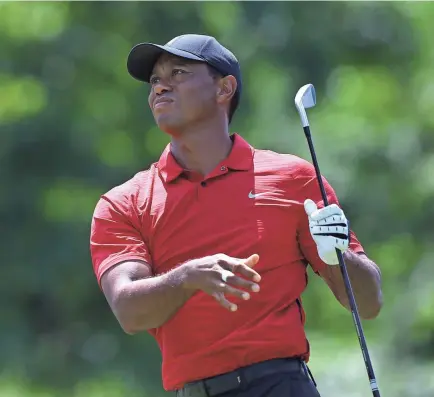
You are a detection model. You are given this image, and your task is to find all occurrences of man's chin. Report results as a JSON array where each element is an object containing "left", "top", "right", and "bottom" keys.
[{"left": 155, "top": 116, "right": 183, "bottom": 137}]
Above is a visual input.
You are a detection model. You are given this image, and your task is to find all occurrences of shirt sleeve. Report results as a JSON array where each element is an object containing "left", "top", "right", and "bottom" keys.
[
  {"left": 294, "top": 162, "right": 365, "bottom": 275},
  {"left": 90, "top": 194, "right": 152, "bottom": 286}
]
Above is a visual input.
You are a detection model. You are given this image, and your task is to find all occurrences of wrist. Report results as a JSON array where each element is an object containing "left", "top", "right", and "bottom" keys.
[
  {"left": 173, "top": 260, "right": 194, "bottom": 290},
  {"left": 343, "top": 249, "right": 354, "bottom": 261}
]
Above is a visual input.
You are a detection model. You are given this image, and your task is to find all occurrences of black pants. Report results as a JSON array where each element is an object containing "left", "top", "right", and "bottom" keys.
[{"left": 176, "top": 358, "right": 321, "bottom": 397}]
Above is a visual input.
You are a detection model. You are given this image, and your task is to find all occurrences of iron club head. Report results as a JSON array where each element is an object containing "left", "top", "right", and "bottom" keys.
[{"left": 294, "top": 84, "right": 316, "bottom": 127}]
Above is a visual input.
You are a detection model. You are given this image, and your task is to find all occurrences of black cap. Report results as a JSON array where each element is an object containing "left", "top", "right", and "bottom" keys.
[{"left": 127, "top": 34, "right": 242, "bottom": 100}]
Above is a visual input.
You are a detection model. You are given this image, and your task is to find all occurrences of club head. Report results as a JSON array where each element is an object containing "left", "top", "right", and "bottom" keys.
[
  {"left": 294, "top": 83, "right": 316, "bottom": 127},
  {"left": 295, "top": 84, "right": 316, "bottom": 109}
]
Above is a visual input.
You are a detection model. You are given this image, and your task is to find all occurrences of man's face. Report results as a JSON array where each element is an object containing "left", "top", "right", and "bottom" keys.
[{"left": 148, "top": 54, "right": 219, "bottom": 134}]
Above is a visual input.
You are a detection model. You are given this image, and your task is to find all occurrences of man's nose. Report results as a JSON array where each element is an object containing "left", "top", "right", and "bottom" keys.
[{"left": 154, "top": 79, "right": 172, "bottom": 95}]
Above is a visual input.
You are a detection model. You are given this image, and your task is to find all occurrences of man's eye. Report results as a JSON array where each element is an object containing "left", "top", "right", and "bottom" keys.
[
  {"left": 172, "top": 69, "right": 186, "bottom": 76},
  {"left": 150, "top": 76, "right": 160, "bottom": 85}
]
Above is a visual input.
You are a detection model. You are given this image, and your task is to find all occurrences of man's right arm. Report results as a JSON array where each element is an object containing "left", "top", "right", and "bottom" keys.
[
  {"left": 91, "top": 192, "right": 261, "bottom": 335},
  {"left": 91, "top": 192, "right": 192, "bottom": 334},
  {"left": 101, "top": 254, "right": 262, "bottom": 334},
  {"left": 101, "top": 260, "right": 195, "bottom": 334}
]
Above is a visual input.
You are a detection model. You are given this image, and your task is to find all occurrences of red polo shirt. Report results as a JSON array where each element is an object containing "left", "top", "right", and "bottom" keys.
[{"left": 90, "top": 134, "right": 364, "bottom": 391}]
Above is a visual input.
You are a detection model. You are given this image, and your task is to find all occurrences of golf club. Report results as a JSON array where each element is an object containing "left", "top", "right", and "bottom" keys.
[{"left": 294, "top": 84, "right": 381, "bottom": 397}]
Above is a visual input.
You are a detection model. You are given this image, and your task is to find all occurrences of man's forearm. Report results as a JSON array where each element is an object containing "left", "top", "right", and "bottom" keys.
[
  {"left": 115, "top": 266, "right": 194, "bottom": 333},
  {"left": 320, "top": 250, "right": 383, "bottom": 319}
]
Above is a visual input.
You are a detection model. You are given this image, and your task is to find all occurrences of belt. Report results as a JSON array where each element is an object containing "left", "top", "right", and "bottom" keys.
[{"left": 176, "top": 358, "right": 305, "bottom": 397}]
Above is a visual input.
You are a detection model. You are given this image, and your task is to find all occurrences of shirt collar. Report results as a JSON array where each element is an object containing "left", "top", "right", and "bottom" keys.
[{"left": 157, "top": 133, "right": 254, "bottom": 183}]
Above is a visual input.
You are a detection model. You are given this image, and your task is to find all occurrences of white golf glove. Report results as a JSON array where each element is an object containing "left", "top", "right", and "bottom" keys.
[{"left": 304, "top": 199, "right": 350, "bottom": 265}]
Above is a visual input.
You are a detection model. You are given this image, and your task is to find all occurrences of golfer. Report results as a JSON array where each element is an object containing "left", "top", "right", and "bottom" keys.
[{"left": 90, "top": 34, "right": 383, "bottom": 397}]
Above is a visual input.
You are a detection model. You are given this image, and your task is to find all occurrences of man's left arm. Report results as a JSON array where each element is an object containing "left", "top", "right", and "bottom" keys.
[
  {"left": 319, "top": 250, "right": 382, "bottom": 320},
  {"left": 294, "top": 162, "right": 383, "bottom": 320}
]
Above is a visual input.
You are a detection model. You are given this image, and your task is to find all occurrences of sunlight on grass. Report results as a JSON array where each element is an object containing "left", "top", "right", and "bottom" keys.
[
  {"left": 41, "top": 179, "right": 103, "bottom": 223},
  {"left": 0, "top": 74, "right": 47, "bottom": 124},
  {"left": 0, "top": 2, "right": 69, "bottom": 40}
]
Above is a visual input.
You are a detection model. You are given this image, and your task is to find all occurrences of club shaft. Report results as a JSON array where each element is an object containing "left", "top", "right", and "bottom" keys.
[{"left": 303, "top": 126, "right": 381, "bottom": 397}]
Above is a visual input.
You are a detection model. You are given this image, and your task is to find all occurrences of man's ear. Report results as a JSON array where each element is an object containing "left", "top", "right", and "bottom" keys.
[{"left": 217, "top": 75, "right": 237, "bottom": 104}]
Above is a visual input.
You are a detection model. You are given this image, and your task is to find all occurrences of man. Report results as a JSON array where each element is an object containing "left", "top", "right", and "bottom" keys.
[{"left": 90, "top": 34, "right": 383, "bottom": 397}]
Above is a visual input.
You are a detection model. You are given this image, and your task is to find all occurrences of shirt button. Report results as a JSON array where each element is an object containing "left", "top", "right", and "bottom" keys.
[
  {"left": 201, "top": 181, "right": 207, "bottom": 187},
  {"left": 220, "top": 166, "right": 227, "bottom": 171}
]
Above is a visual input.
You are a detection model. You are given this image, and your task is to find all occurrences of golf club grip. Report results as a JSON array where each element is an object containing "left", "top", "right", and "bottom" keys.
[{"left": 303, "top": 127, "right": 381, "bottom": 397}]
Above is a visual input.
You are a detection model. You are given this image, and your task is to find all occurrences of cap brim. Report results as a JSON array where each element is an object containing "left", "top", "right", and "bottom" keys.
[{"left": 127, "top": 43, "right": 204, "bottom": 83}]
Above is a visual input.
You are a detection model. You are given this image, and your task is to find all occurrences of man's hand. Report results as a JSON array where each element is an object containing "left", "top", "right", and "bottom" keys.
[
  {"left": 180, "top": 254, "right": 261, "bottom": 312},
  {"left": 304, "top": 199, "right": 349, "bottom": 265}
]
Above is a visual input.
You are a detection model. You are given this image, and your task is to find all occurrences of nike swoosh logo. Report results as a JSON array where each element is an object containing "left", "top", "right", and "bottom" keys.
[{"left": 248, "top": 191, "right": 269, "bottom": 199}]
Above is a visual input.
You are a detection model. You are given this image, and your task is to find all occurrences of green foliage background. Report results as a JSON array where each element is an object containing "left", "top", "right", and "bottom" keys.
[{"left": 1, "top": 2, "right": 434, "bottom": 396}]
